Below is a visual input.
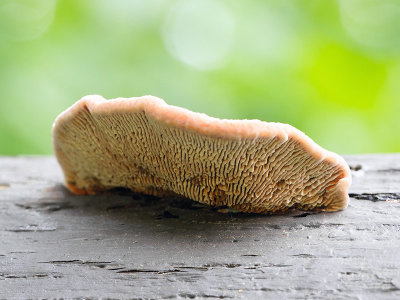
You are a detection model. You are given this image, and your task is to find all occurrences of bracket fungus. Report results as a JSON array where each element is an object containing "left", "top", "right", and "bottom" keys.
[{"left": 53, "top": 95, "right": 351, "bottom": 214}]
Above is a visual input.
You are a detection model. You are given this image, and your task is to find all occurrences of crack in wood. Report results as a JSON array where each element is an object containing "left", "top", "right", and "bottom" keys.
[
  {"left": 41, "top": 260, "right": 114, "bottom": 269},
  {"left": 349, "top": 193, "right": 400, "bottom": 202},
  {"left": 15, "top": 200, "right": 73, "bottom": 212},
  {"left": 178, "top": 293, "right": 233, "bottom": 299},
  {"left": 291, "top": 254, "right": 316, "bottom": 258},
  {"left": 175, "top": 266, "right": 210, "bottom": 271},
  {"left": 203, "top": 263, "right": 242, "bottom": 269},
  {"left": 117, "top": 268, "right": 186, "bottom": 274},
  {"left": 175, "top": 263, "right": 292, "bottom": 270},
  {"left": 44, "top": 260, "right": 112, "bottom": 264},
  {"left": 0, "top": 273, "right": 62, "bottom": 279},
  {"left": 40, "top": 260, "right": 272, "bottom": 275}
]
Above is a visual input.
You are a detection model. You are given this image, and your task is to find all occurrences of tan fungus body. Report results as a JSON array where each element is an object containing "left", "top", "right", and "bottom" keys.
[{"left": 52, "top": 95, "right": 351, "bottom": 213}]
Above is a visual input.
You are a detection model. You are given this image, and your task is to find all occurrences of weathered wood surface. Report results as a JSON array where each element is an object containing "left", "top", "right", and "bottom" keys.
[{"left": 0, "top": 155, "right": 399, "bottom": 299}]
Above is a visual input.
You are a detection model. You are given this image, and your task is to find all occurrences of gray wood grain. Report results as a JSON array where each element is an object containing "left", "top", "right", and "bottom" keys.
[{"left": 0, "top": 154, "right": 399, "bottom": 299}]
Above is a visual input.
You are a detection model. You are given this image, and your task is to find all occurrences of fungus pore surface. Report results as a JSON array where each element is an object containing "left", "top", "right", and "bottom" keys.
[{"left": 53, "top": 95, "right": 351, "bottom": 213}]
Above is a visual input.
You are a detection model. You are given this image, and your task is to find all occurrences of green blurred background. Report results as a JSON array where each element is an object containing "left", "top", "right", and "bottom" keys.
[{"left": 0, "top": 0, "right": 399, "bottom": 155}]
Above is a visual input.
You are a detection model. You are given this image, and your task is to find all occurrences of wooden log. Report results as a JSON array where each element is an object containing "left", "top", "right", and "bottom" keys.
[{"left": 0, "top": 155, "right": 399, "bottom": 299}]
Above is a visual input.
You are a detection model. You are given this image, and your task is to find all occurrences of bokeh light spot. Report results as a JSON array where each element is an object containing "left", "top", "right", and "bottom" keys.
[
  {"left": 234, "top": 4, "right": 299, "bottom": 65},
  {"left": 339, "top": 0, "right": 400, "bottom": 53},
  {"left": 0, "top": 0, "right": 56, "bottom": 41},
  {"left": 162, "top": 0, "right": 235, "bottom": 70}
]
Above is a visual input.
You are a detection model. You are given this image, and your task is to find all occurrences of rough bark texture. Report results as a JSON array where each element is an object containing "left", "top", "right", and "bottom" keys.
[{"left": 0, "top": 154, "right": 399, "bottom": 299}]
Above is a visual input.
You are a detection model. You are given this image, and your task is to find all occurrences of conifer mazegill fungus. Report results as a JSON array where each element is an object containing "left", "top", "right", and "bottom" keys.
[{"left": 53, "top": 95, "right": 351, "bottom": 214}]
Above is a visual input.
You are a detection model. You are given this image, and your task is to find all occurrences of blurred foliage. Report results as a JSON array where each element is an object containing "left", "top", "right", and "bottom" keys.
[{"left": 0, "top": 0, "right": 399, "bottom": 155}]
